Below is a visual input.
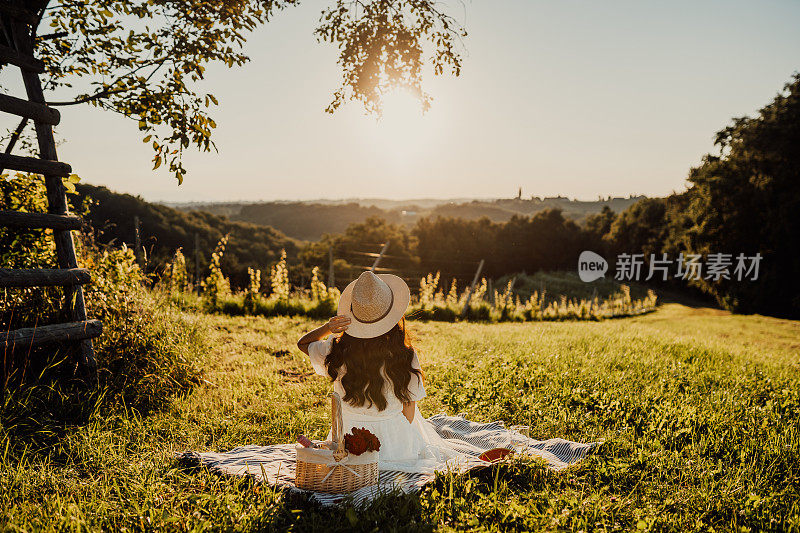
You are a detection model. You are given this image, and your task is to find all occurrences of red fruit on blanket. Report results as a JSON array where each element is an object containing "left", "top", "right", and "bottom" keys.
[
  {"left": 479, "top": 447, "right": 513, "bottom": 463},
  {"left": 344, "top": 427, "right": 381, "bottom": 455}
]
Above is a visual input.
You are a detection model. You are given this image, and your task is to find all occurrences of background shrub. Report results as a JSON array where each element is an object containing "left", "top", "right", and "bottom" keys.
[{"left": 84, "top": 247, "right": 206, "bottom": 412}]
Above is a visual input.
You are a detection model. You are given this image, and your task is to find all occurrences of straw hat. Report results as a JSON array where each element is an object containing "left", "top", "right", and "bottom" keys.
[{"left": 337, "top": 271, "right": 410, "bottom": 338}]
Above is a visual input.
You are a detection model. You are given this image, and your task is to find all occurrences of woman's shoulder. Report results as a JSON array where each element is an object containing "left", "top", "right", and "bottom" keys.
[
  {"left": 411, "top": 348, "right": 422, "bottom": 369},
  {"left": 309, "top": 335, "right": 335, "bottom": 357}
]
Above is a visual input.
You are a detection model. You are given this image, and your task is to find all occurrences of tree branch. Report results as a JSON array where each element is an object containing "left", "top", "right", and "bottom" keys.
[
  {"left": 47, "top": 87, "right": 130, "bottom": 106},
  {"left": 47, "top": 55, "right": 171, "bottom": 106}
]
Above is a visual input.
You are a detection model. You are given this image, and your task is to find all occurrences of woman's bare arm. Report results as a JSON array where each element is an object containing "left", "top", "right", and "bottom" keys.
[
  {"left": 296, "top": 315, "right": 350, "bottom": 355},
  {"left": 402, "top": 401, "right": 416, "bottom": 423}
]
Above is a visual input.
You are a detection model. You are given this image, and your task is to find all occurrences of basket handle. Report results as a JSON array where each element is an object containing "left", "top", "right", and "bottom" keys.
[{"left": 330, "top": 392, "right": 347, "bottom": 461}]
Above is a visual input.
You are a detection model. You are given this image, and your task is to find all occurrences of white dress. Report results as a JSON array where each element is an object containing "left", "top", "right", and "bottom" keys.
[{"left": 307, "top": 336, "right": 475, "bottom": 473}]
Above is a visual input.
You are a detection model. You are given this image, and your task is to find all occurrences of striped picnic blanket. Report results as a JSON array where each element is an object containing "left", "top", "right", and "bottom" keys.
[{"left": 176, "top": 414, "right": 597, "bottom": 507}]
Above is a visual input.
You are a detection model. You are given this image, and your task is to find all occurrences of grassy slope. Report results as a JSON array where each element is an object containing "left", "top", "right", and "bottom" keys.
[{"left": 2, "top": 305, "right": 799, "bottom": 531}]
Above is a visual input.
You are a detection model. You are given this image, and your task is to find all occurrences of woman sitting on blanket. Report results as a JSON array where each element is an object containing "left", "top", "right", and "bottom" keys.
[{"left": 297, "top": 271, "right": 470, "bottom": 472}]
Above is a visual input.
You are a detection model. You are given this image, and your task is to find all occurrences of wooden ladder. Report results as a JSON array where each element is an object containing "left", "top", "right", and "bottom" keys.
[{"left": 0, "top": 1, "right": 100, "bottom": 377}]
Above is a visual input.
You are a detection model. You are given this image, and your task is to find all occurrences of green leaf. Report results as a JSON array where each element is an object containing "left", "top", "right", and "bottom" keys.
[{"left": 345, "top": 507, "right": 357, "bottom": 526}]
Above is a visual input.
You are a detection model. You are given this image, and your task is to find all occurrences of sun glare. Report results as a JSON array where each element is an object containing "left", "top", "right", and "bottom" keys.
[{"left": 360, "top": 89, "right": 443, "bottom": 165}]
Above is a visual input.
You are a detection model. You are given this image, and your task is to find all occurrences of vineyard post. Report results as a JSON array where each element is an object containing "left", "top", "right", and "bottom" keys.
[
  {"left": 133, "top": 215, "right": 143, "bottom": 267},
  {"left": 194, "top": 232, "right": 200, "bottom": 293},
  {"left": 371, "top": 241, "right": 390, "bottom": 272},
  {"left": 460, "top": 259, "right": 485, "bottom": 318},
  {"left": 328, "top": 247, "right": 335, "bottom": 288}
]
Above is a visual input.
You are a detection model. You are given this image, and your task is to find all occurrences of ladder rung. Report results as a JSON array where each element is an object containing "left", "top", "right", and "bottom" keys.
[
  {"left": 0, "top": 44, "right": 45, "bottom": 73},
  {"left": 2, "top": 320, "right": 102, "bottom": 352},
  {"left": 0, "top": 93, "right": 60, "bottom": 125},
  {"left": 0, "top": 153, "right": 71, "bottom": 176},
  {"left": 0, "top": 4, "right": 39, "bottom": 25},
  {"left": 0, "top": 209, "right": 81, "bottom": 230},
  {"left": 0, "top": 268, "right": 91, "bottom": 288}
]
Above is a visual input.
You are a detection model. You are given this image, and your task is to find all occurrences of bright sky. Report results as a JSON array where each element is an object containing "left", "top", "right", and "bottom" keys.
[{"left": 6, "top": 0, "right": 800, "bottom": 202}]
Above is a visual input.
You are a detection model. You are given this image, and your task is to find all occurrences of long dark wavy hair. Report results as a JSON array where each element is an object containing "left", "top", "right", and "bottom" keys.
[{"left": 325, "top": 318, "right": 422, "bottom": 411}]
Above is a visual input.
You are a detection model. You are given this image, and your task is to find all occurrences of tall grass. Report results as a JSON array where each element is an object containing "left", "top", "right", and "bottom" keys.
[
  {"left": 85, "top": 247, "right": 206, "bottom": 412},
  {"left": 162, "top": 240, "right": 657, "bottom": 322},
  {"left": 410, "top": 273, "right": 657, "bottom": 322}
]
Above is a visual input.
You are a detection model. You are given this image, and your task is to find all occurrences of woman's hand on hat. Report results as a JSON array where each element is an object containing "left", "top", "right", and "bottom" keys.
[{"left": 325, "top": 315, "right": 351, "bottom": 334}]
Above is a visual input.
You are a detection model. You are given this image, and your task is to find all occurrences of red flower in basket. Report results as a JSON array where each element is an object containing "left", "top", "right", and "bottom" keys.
[{"left": 344, "top": 427, "right": 381, "bottom": 455}]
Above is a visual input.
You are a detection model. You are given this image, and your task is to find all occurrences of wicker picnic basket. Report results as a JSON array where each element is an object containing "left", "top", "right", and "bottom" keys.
[{"left": 295, "top": 392, "right": 379, "bottom": 493}]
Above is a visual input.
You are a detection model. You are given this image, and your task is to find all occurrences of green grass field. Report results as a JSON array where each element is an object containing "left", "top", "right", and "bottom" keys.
[{"left": 2, "top": 304, "right": 799, "bottom": 531}]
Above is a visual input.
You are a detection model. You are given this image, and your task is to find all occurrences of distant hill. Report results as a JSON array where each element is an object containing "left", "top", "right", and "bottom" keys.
[
  {"left": 74, "top": 184, "right": 299, "bottom": 288},
  {"left": 237, "top": 202, "right": 401, "bottom": 241},
  {"left": 168, "top": 195, "right": 646, "bottom": 241}
]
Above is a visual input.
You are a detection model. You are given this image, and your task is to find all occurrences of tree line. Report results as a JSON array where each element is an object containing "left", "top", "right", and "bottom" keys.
[{"left": 180, "top": 196, "right": 645, "bottom": 242}]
